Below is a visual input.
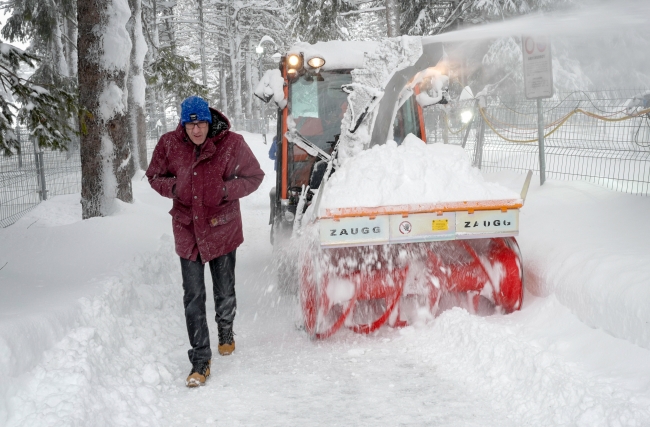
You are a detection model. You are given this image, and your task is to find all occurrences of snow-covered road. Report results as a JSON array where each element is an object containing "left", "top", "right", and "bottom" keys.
[{"left": 1, "top": 132, "right": 650, "bottom": 426}]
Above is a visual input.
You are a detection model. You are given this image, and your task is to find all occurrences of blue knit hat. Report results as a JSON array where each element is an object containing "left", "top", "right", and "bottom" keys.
[{"left": 180, "top": 96, "right": 212, "bottom": 125}]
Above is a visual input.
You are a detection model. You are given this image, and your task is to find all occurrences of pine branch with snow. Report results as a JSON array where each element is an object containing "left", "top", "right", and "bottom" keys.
[
  {"left": 146, "top": 46, "right": 208, "bottom": 105},
  {"left": 0, "top": 43, "right": 78, "bottom": 156}
]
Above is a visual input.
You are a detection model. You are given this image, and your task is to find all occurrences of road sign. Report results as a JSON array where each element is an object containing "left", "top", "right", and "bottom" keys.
[{"left": 522, "top": 36, "right": 553, "bottom": 99}]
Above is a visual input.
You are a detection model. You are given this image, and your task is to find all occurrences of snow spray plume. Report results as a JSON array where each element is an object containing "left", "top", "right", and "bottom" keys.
[
  {"left": 427, "top": 0, "right": 650, "bottom": 43},
  {"left": 424, "top": 0, "right": 650, "bottom": 89}
]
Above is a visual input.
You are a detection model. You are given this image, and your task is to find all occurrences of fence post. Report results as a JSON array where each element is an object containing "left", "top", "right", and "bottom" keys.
[
  {"left": 474, "top": 107, "right": 485, "bottom": 169},
  {"left": 537, "top": 98, "right": 546, "bottom": 185},
  {"left": 32, "top": 137, "right": 48, "bottom": 201},
  {"left": 442, "top": 110, "right": 449, "bottom": 144},
  {"left": 16, "top": 127, "right": 23, "bottom": 168},
  {"left": 37, "top": 151, "right": 47, "bottom": 200}
]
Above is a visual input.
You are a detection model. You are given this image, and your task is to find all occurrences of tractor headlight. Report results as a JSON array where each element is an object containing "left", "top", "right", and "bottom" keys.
[
  {"left": 461, "top": 110, "right": 473, "bottom": 124},
  {"left": 307, "top": 56, "right": 325, "bottom": 69},
  {"left": 287, "top": 54, "right": 302, "bottom": 69},
  {"left": 286, "top": 53, "right": 304, "bottom": 80}
]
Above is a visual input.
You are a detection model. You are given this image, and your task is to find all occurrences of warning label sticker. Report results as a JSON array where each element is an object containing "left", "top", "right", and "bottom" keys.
[{"left": 432, "top": 219, "right": 449, "bottom": 231}]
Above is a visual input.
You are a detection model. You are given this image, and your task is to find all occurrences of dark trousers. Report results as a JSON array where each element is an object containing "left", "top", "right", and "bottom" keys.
[{"left": 180, "top": 250, "right": 237, "bottom": 365}]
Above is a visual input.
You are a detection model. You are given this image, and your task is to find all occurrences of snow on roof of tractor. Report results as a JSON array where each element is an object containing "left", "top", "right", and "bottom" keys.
[{"left": 287, "top": 40, "right": 379, "bottom": 71}]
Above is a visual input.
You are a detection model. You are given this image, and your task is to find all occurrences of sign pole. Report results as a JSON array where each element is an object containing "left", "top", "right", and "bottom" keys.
[
  {"left": 522, "top": 35, "right": 553, "bottom": 186},
  {"left": 537, "top": 98, "right": 546, "bottom": 185}
]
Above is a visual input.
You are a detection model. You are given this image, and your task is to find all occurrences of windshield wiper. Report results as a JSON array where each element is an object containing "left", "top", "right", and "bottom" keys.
[{"left": 285, "top": 129, "right": 332, "bottom": 162}]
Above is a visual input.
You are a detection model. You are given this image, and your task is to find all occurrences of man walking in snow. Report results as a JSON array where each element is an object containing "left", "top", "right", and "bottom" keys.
[{"left": 146, "top": 96, "right": 264, "bottom": 387}]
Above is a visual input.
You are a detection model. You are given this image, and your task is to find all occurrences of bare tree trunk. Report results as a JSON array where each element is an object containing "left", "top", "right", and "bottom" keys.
[
  {"left": 62, "top": 15, "right": 79, "bottom": 157},
  {"left": 127, "top": 0, "right": 149, "bottom": 173},
  {"left": 110, "top": 102, "right": 133, "bottom": 204},
  {"left": 220, "top": 61, "right": 228, "bottom": 117},
  {"left": 52, "top": 16, "right": 69, "bottom": 77},
  {"left": 230, "top": 36, "right": 243, "bottom": 128},
  {"left": 157, "top": 88, "right": 168, "bottom": 133},
  {"left": 149, "top": 0, "right": 167, "bottom": 135},
  {"left": 78, "top": 0, "right": 133, "bottom": 219},
  {"left": 162, "top": 6, "right": 182, "bottom": 111},
  {"left": 386, "top": 0, "right": 400, "bottom": 37},
  {"left": 148, "top": 86, "right": 161, "bottom": 139},
  {"left": 67, "top": 17, "right": 78, "bottom": 77},
  {"left": 198, "top": 0, "right": 207, "bottom": 86},
  {"left": 245, "top": 43, "right": 253, "bottom": 122},
  {"left": 78, "top": 0, "right": 103, "bottom": 218},
  {"left": 253, "top": 54, "right": 261, "bottom": 120}
]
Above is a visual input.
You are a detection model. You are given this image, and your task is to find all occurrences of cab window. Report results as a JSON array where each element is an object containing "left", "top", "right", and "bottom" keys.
[{"left": 393, "top": 95, "right": 422, "bottom": 144}]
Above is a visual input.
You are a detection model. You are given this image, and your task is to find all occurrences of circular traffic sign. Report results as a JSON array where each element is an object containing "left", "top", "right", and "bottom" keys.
[{"left": 524, "top": 37, "right": 535, "bottom": 54}]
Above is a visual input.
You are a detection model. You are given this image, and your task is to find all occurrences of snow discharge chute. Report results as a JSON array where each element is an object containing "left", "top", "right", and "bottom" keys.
[{"left": 369, "top": 41, "right": 444, "bottom": 148}]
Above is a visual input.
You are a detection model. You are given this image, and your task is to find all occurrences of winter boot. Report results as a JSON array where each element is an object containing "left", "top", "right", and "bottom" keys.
[
  {"left": 218, "top": 326, "right": 235, "bottom": 356},
  {"left": 186, "top": 359, "right": 211, "bottom": 387}
]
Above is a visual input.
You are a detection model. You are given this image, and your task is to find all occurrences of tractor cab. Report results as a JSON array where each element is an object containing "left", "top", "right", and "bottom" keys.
[{"left": 260, "top": 42, "right": 427, "bottom": 242}]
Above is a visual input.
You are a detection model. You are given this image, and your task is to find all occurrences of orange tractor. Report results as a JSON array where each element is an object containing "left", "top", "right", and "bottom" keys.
[{"left": 256, "top": 37, "right": 526, "bottom": 339}]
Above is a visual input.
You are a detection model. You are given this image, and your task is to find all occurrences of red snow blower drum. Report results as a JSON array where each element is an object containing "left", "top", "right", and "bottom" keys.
[
  {"left": 297, "top": 194, "right": 529, "bottom": 340},
  {"left": 300, "top": 235, "right": 523, "bottom": 340}
]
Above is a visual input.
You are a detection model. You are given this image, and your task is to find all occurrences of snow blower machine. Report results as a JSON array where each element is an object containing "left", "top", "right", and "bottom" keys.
[{"left": 256, "top": 37, "right": 529, "bottom": 339}]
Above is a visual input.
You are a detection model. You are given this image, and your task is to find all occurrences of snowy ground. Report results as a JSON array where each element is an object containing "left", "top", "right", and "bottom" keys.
[{"left": 1, "top": 132, "right": 650, "bottom": 426}]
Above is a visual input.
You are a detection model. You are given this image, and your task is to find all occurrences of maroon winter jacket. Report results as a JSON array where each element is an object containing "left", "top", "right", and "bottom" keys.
[{"left": 146, "top": 108, "right": 264, "bottom": 263}]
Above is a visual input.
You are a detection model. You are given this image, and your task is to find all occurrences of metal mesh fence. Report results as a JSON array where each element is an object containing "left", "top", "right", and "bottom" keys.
[
  {"left": 0, "top": 128, "right": 81, "bottom": 228},
  {"left": 424, "top": 90, "right": 650, "bottom": 195},
  {"left": 2, "top": 90, "right": 649, "bottom": 228}
]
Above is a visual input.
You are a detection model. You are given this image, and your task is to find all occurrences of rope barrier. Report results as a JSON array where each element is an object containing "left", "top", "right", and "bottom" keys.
[
  {"left": 473, "top": 106, "right": 650, "bottom": 144},
  {"left": 444, "top": 113, "right": 472, "bottom": 135}
]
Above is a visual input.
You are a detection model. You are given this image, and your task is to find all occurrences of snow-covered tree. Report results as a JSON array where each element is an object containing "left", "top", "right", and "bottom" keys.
[
  {"left": 138, "top": 0, "right": 289, "bottom": 128},
  {"left": 78, "top": 0, "right": 133, "bottom": 218},
  {"left": 289, "top": 0, "right": 356, "bottom": 43},
  {"left": 0, "top": 0, "right": 79, "bottom": 156},
  {"left": 1, "top": 0, "right": 77, "bottom": 77},
  {"left": 0, "top": 43, "right": 78, "bottom": 156},
  {"left": 142, "top": 0, "right": 207, "bottom": 128},
  {"left": 175, "top": 0, "right": 288, "bottom": 125}
]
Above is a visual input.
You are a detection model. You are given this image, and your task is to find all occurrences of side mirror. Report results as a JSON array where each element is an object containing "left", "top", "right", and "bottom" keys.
[{"left": 254, "top": 92, "right": 273, "bottom": 103}]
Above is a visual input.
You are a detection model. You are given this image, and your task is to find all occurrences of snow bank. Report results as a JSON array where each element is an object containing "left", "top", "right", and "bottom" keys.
[
  {"left": 320, "top": 134, "right": 520, "bottom": 212},
  {"left": 515, "top": 176, "right": 650, "bottom": 350},
  {"left": 0, "top": 177, "right": 179, "bottom": 425},
  {"left": 404, "top": 297, "right": 650, "bottom": 426},
  {"left": 2, "top": 238, "right": 185, "bottom": 426}
]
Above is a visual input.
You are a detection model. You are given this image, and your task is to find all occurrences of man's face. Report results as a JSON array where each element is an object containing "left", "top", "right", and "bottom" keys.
[{"left": 185, "top": 121, "right": 209, "bottom": 145}]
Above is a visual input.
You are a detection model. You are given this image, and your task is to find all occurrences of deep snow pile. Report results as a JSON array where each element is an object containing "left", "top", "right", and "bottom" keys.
[
  {"left": 1, "top": 132, "right": 650, "bottom": 426},
  {"left": 516, "top": 175, "right": 650, "bottom": 350},
  {"left": 320, "top": 134, "right": 520, "bottom": 212}
]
